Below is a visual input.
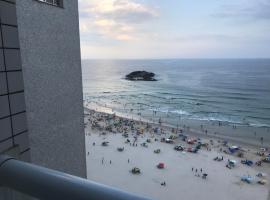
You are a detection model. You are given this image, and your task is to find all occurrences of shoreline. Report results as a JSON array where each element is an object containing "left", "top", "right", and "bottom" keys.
[
  {"left": 84, "top": 103, "right": 270, "bottom": 149},
  {"left": 84, "top": 99, "right": 270, "bottom": 129}
]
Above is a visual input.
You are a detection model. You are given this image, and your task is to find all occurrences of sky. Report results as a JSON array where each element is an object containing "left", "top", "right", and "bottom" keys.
[{"left": 78, "top": 0, "right": 270, "bottom": 59}]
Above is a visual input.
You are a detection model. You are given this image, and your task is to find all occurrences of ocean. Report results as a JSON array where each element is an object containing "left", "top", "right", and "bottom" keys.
[{"left": 82, "top": 59, "right": 270, "bottom": 128}]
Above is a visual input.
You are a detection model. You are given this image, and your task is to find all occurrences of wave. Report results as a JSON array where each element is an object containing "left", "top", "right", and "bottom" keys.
[
  {"left": 187, "top": 115, "right": 244, "bottom": 125},
  {"left": 183, "top": 114, "right": 270, "bottom": 128},
  {"left": 246, "top": 115, "right": 270, "bottom": 121},
  {"left": 149, "top": 107, "right": 190, "bottom": 115},
  {"left": 248, "top": 122, "right": 270, "bottom": 128}
]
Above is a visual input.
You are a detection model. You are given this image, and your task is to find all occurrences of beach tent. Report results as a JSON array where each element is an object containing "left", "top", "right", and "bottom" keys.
[
  {"left": 241, "top": 159, "right": 253, "bottom": 166},
  {"left": 227, "top": 159, "right": 237, "bottom": 168},
  {"left": 241, "top": 175, "right": 253, "bottom": 184},
  {"left": 229, "top": 146, "right": 239, "bottom": 153}
]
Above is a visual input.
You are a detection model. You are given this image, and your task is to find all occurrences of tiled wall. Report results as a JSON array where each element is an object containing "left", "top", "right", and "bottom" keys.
[{"left": 0, "top": 0, "right": 30, "bottom": 161}]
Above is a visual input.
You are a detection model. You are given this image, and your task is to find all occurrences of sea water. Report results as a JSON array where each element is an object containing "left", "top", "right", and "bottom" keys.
[{"left": 82, "top": 59, "right": 270, "bottom": 128}]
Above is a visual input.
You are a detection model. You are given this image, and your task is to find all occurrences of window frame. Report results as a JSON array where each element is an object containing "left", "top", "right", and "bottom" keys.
[{"left": 34, "top": 0, "right": 64, "bottom": 8}]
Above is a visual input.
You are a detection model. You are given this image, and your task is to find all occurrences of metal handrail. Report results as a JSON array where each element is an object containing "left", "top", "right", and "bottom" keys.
[{"left": 0, "top": 155, "right": 153, "bottom": 200}]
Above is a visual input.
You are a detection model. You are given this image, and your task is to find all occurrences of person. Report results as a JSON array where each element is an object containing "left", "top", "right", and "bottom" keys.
[
  {"left": 87, "top": 152, "right": 89, "bottom": 155},
  {"left": 128, "top": 159, "right": 130, "bottom": 163},
  {"left": 102, "top": 157, "right": 104, "bottom": 164},
  {"left": 195, "top": 169, "right": 198, "bottom": 173},
  {"left": 200, "top": 168, "right": 202, "bottom": 173},
  {"left": 110, "top": 160, "right": 112, "bottom": 164},
  {"left": 159, "top": 118, "right": 162, "bottom": 125},
  {"left": 260, "top": 137, "right": 264, "bottom": 145},
  {"left": 93, "top": 142, "right": 95, "bottom": 146},
  {"left": 192, "top": 167, "right": 194, "bottom": 171}
]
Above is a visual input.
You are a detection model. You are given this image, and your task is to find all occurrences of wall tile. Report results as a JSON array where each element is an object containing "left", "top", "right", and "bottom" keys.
[
  {"left": 0, "top": 50, "right": 4, "bottom": 71},
  {"left": 14, "top": 132, "right": 29, "bottom": 152},
  {"left": 0, "top": 29, "right": 2, "bottom": 48},
  {"left": 1, "top": 25, "right": 19, "bottom": 48},
  {"left": 9, "top": 92, "right": 26, "bottom": 114},
  {"left": 0, "top": 138, "right": 13, "bottom": 152},
  {"left": 4, "top": 49, "right": 21, "bottom": 71},
  {"left": 12, "top": 112, "right": 27, "bottom": 134},
  {"left": 7, "top": 71, "right": 24, "bottom": 93},
  {"left": 0, "top": 95, "right": 10, "bottom": 118},
  {"left": 0, "top": 1, "right": 17, "bottom": 26},
  {"left": 0, "top": 72, "right": 7, "bottom": 95},
  {"left": 0, "top": 117, "right": 12, "bottom": 141}
]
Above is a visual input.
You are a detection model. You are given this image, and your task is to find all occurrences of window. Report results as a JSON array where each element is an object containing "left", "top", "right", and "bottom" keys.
[{"left": 36, "top": 0, "right": 63, "bottom": 7}]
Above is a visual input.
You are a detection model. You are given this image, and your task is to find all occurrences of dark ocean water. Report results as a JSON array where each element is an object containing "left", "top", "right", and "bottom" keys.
[{"left": 82, "top": 59, "right": 270, "bottom": 128}]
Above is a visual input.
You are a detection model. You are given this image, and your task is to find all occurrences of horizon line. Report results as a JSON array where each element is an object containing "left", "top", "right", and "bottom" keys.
[{"left": 81, "top": 57, "right": 270, "bottom": 60}]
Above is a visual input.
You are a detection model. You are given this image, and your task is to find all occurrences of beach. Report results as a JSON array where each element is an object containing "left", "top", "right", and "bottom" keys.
[{"left": 84, "top": 106, "right": 270, "bottom": 200}]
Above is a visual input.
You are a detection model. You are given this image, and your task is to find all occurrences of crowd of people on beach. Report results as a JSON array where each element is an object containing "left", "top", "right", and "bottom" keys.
[
  {"left": 85, "top": 99, "right": 270, "bottom": 149},
  {"left": 84, "top": 107, "right": 270, "bottom": 189}
]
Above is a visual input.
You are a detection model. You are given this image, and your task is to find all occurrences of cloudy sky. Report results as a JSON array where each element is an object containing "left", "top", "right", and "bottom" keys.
[{"left": 78, "top": 0, "right": 270, "bottom": 59}]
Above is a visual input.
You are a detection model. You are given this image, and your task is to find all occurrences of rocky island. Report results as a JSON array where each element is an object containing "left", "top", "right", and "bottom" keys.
[{"left": 125, "top": 71, "right": 157, "bottom": 81}]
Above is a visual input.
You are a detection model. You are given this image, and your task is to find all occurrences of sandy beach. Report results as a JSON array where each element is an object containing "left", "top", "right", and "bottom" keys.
[{"left": 84, "top": 106, "right": 270, "bottom": 200}]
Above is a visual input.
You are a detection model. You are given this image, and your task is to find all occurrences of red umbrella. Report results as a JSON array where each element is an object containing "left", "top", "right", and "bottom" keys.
[{"left": 157, "top": 163, "right": 165, "bottom": 169}]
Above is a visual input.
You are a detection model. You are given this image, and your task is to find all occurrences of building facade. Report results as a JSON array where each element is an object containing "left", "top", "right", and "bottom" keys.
[
  {"left": 16, "top": 0, "right": 86, "bottom": 178},
  {"left": 0, "top": 0, "right": 86, "bottom": 190}
]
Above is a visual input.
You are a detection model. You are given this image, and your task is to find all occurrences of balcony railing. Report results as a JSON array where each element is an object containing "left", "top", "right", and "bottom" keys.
[{"left": 0, "top": 155, "right": 153, "bottom": 200}]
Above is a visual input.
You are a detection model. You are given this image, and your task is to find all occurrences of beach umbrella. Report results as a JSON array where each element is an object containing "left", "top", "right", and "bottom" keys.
[{"left": 157, "top": 163, "right": 165, "bottom": 169}]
